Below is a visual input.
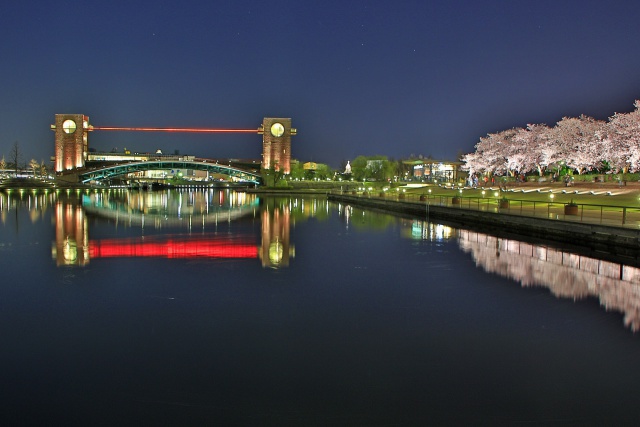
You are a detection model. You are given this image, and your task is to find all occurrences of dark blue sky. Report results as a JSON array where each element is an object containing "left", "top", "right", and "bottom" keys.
[{"left": 2, "top": 0, "right": 640, "bottom": 167}]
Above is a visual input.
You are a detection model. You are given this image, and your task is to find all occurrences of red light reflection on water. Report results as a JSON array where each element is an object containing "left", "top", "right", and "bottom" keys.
[{"left": 89, "top": 236, "right": 258, "bottom": 259}]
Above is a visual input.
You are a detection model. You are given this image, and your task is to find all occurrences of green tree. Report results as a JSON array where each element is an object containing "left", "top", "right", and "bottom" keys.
[
  {"left": 288, "top": 161, "right": 305, "bottom": 180},
  {"left": 315, "top": 163, "right": 333, "bottom": 180},
  {"left": 351, "top": 156, "right": 368, "bottom": 181},
  {"left": 383, "top": 158, "right": 398, "bottom": 180},
  {"left": 261, "top": 167, "right": 286, "bottom": 187},
  {"left": 362, "top": 156, "right": 395, "bottom": 181}
]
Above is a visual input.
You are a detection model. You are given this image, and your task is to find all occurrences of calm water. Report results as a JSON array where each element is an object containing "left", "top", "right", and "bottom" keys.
[{"left": 2, "top": 188, "right": 640, "bottom": 426}]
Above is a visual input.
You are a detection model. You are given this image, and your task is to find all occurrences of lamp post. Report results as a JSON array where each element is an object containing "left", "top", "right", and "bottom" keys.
[{"left": 555, "top": 161, "right": 564, "bottom": 181}]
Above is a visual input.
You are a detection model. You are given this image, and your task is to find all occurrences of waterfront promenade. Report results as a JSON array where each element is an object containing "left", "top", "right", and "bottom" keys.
[
  {"left": 347, "top": 180, "right": 640, "bottom": 228},
  {"left": 328, "top": 181, "right": 640, "bottom": 260}
]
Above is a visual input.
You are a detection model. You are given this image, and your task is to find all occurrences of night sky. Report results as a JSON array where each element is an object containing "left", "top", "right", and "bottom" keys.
[{"left": 2, "top": 0, "right": 640, "bottom": 167}]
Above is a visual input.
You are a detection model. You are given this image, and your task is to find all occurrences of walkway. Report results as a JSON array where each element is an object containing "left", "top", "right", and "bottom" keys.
[{"left": 392, "top": 181, "right": 640, "bottom": 230}]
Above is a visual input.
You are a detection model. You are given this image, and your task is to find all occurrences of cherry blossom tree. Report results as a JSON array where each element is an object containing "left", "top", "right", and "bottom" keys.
[
  {"left": 461, "top": 100, "right": 640, "bottom": 177},
  {"left": 549, "top": 115, "right": 603, "bottom": 174},
  {"left": 473, "top": 129, "right": 522, "bottom": 176},
  {"left": 460, "top": 151, "right": 483, "bottom": 175},
  {"left": 513, "top": 124, "right": 552, "bottom": 176},
  {"left": 605, "top": 100, "right": 640, "bottom": 172}
]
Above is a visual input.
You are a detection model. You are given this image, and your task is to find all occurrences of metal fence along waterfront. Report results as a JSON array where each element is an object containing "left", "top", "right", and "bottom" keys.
[{"left": 341, "top": 190, "right": 640, "bottom": 229}]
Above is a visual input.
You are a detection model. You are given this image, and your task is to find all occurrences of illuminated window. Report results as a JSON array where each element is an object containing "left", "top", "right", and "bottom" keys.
[{"left": 62, "top": 119, "right": 77, "bottom": 134}]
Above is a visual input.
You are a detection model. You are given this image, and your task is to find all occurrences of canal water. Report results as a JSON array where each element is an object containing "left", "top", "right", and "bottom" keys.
[{"left": 2, "top": 188, "right": 640, "bottom": 425}]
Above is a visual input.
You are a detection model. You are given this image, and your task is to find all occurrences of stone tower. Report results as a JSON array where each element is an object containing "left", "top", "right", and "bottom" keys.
[
  {"left": 51, "top": 114, "right": 90, "bottom": 173},
  {"left": 260, "top": 117, "right": 296, "bottom": 174}
]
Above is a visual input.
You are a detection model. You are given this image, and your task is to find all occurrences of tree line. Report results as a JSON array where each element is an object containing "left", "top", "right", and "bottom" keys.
[
  {"left": 292, "top": 156, "right": 412, "bottom": 182},
  {"left": 261, "top": 155, "right": 417, "bottom": 187},
  {"left": 462, "top": 100, "right": 640, "bottom": 177},
  {"left": 1, "top": 142, "right": 49, "bottom": 177}
]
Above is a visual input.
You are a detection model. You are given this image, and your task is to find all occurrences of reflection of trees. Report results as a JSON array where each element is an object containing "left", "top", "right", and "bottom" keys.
[
  {"left": 459, "top": 230, "right": 640, "bottom": 331},
  {"left": 267, "top": 196, "right": 330, "bottom": 222},
  {"left": 336, "top": 203, "right": 395, "bottom": 231}
]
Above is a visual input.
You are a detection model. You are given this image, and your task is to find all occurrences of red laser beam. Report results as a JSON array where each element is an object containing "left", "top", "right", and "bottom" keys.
[{"left": 91, "top": 126, "right": 260, "bottom": 133}]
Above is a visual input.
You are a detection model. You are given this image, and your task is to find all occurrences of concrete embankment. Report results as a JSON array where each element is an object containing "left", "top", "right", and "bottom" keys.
[{"left": 328, "top": 193, "right": 640, "bottom": 258}]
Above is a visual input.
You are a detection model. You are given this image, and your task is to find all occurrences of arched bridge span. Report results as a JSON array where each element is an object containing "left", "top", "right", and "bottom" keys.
[{"left": 78, "top": 160, "right": 262, "bottom": 184}]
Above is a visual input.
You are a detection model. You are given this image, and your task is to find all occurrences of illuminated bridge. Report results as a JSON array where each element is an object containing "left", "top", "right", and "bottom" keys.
[
  {"left": 51, "top": 114, "right": 297, "bottom": 184},
  {"left": 78, "top": 159, "right": 262, "bottom": 185}
]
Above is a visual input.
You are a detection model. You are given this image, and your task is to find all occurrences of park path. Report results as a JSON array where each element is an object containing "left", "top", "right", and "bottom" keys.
[{"left": 397, "top": 180, "right": 640, "bottom": 229}]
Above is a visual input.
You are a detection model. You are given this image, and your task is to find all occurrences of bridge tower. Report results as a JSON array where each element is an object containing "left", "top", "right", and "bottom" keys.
[
  {"left": 51, "top": 114, "right": 90, "bottom": 173},
  {"left": 260, "top": 117, "right": 296, "bottom": 174}
]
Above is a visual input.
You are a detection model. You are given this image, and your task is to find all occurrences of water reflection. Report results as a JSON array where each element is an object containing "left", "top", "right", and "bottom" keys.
[
  {"left": 260, "top": 198, "right": 294, "bottom": 268},
  {"left": 0, "top": 188, "right": 57, "bottom": 225},
  {"left": 5, "top": 189, "right": 640, "bottom": 329},
  {"left": 337, "top": 203, "right": 397, "bottom": 231},
  {"left": 82, "top": 188, "right": 258, "bottom": 228},
  {"left": 386, "top": 217, "right": 640, "bottom": 332},
  {"left": 400, "top": 219, "right": 457, "bottom": 241},
  {"left": 49, "top": 190, "right": 304, "bottom": 269},
  {"left": 458, "top": 230, "right": 640, "bottom": 331},
  {"left": 1, "top": 189, "right": 303, "bottom": 269},
  {"left": 53, "top": 202, "right": 89, "bottom": 266}
]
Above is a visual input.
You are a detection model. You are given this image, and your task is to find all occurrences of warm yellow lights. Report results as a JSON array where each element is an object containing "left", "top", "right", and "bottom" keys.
[
  {"left": 62, "top": 119, "right": 76, "bottom": 134},
  {"left": 270, "top": 122, "right": 285, "bottom": 137}
]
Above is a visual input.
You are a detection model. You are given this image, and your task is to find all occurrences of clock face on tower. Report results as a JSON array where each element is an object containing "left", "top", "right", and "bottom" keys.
[
  {"left": 270, "top": 122, "right": 285, "bottom": 137},
  {"left": 62, "top": 119, "right": 77, "bottom": 134}
]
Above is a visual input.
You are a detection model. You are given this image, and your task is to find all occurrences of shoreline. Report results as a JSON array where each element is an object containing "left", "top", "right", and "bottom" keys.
[{"left": 328, "top": 193, "right": 640, "bottom": 262}]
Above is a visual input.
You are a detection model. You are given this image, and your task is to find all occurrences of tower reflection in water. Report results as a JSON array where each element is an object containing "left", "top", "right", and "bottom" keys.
[
  {"left": 53, "top": 201, "right": 89, "bottom": 266},
  {"left": 49, "top": 189, "right": 296, "bottom": 269},
  {"left": 259, "top": 198, "right": 295, "bottom": 268}
]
